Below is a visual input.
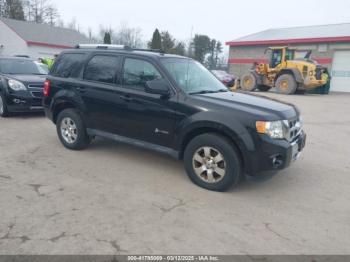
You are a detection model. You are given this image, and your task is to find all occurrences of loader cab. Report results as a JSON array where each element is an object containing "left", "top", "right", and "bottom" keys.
[{"left": 267, "top": 47, "right": 295, "bottom": 68}]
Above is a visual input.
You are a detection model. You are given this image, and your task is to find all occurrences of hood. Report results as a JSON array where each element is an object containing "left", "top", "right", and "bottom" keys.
[
  {"left": 3, "top": 74, "right": 47, "bottom": 84},
  {"left": 190, "top": 91, "right": 298, "bottom": 120}
]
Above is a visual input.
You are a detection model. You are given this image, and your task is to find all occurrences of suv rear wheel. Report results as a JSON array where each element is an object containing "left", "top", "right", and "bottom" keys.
[
  {"left": 0, "top": 93, "right": 9, "bottom": 117},
  {"left": 56, "top": 109, "right": 90, "bottom": 150},
  {"left": 184, "top": 133, "right": 242, "bottom": 191}
]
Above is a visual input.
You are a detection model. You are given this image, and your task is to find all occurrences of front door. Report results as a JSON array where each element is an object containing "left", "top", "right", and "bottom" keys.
[{"left": 116, "top": 56, "right": 178, "bottom": 148}]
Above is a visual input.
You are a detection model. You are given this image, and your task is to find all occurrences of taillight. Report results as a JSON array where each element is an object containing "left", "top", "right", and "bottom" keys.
[{"left": 43, "top": 79, "right": 51, "bottom": 97}]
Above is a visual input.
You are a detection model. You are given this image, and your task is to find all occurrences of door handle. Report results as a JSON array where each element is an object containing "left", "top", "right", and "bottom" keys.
[
  {"left": 120, "top": 95, "right": 133, "bottom": 102},
  {"left": 76, "top": 87, "right": 86, "bottom": 93}
]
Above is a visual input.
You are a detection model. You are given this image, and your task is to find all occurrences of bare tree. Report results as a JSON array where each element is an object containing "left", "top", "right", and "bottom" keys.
[
  {"left": 45, "top": 5, "right": 58, "bottom": 25},
  {"left": 67, "top": 17, "right": 78, "bottom": 30},
  {"left": 113, "top": 22, "right": 144, "bottom": 48},
  {"left": 2, "top": 0, "right": 25, "bottom": 20},
  {"left": 24, "top": 0, "right": 58, "bottom": 24}
]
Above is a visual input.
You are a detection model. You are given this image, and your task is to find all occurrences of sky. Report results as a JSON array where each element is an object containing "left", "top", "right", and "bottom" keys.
[{"left": 54, "top": 0, "right": 350, "bottom": 48}]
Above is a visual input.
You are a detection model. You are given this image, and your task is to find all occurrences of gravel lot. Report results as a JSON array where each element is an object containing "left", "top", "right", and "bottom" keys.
[{"left": 0, "top": 92, "right": 349, "bottom": 255}]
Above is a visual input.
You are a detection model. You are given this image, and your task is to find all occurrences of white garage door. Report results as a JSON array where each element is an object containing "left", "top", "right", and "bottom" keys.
[{"left": 331, "top": 51, "right": 350, "bottom": 92}]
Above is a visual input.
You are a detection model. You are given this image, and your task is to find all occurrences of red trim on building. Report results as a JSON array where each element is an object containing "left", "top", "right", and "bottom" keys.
[
  {"left": 229, "top": 58, "right": 333, "bottom": 65},
  {"left": 226, "top": 36, "right": 350, "bottom": 46},
  {"left": 27, "top": 41, "right": 72, "bottom": 49},
  {"left": 228, "top": 58, "right": 269, "bottom": 64},
  {"left": 313, "top": 58, "right": 333, "bottom": 64}
]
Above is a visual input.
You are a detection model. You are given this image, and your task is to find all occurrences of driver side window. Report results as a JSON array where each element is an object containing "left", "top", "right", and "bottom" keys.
[
  {"left": 122, "top": 58, "right": 162, "bottom": 90},
  {"left": 271, "top": 50, "right": 282, "bottom": 68}
]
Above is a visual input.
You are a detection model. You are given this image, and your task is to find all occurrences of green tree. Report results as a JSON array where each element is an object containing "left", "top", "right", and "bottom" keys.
[
  {"left": 192, "top": 34, "right": 211, "bottom": 64},
  {"left": 149, "top": 28, "right": 162, "bottom": 50},
  {"left": 206, "top": 40, "right": 223, "bottom": 69},
  {"left": 215, "top": 41, "right": 223, "bottom": 66},
  {"left": 103, "top": 32, "right": 112, "bottom": 44},
  {"left": 207, "top": 39, "right": 217, "bottom": 69},
  {"left": 161, "top": 31, "right": 175, "bottom": 53},
  {"left": 173, "top": 41, "right": 186, "bottom": 56}
]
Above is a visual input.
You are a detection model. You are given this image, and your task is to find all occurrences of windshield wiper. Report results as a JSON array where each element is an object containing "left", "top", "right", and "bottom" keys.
[{"left": 189, "top": 89, "right": 228, "bottom": 95}]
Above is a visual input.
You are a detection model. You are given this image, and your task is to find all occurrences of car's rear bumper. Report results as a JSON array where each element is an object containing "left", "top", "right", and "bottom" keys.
[{"left": 245, "top": 130, "right": 306, "bottom": 175}]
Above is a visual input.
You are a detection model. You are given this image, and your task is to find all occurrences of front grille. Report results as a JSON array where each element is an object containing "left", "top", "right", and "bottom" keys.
[
  {"left": 28, "top": 84, "right": 44, "bottom": 98},
  {"left": 284, "top": 118, "right": 302, "bottom": 142},
  {"left": 315, "top": 67, "right": 322, "bottom": 80},
  {"left": 302, "top": 66, "right": 308, "bottom": 78}
]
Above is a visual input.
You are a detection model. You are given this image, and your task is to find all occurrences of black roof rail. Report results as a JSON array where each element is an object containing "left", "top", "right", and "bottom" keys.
[
  {"left": 74, "top": 44, "right": 165, "bottom": 54},
  {"left": 132, "top": 48, "right": 165, "bottom": 54},
  {"left": 75, "top": 44, "right": 126, "bottom": 50}
]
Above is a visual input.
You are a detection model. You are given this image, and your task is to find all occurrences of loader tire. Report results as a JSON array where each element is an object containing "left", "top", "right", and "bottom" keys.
[
  {"left": 275, "top": 74, "right": 297, "bottom": 95},
  {"left": 240, "top": 73, "right": 257, "bottom": 92}
]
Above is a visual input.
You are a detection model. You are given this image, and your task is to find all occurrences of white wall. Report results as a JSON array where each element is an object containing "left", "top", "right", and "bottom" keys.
[
  {"left": 0, "top": 20, "right": 66, "bottom": 60},
  {"left": 0, "top": 20, "right": 28, "bottom": 56},
  {"left": 27, "top": 45, "right": 65, "bottom": 60}
]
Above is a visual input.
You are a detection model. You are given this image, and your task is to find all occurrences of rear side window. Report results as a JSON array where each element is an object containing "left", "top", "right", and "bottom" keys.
[
  {"left": 51, "top": 53, "right": 85, "bottom": 78},
  {"left": 123, "top": 58, "right": 162, "bottom": 90},
  {"left": 84, "top": 55, "right": 121, "bottom": 84}
]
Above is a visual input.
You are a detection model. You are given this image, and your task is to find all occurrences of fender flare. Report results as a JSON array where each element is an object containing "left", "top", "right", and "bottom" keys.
[
  {"left": 51, "top": 90, "right": 87, "bottom": 123},
  {"left": 277, "top": 68, "right": 303, "bottom": 83}
]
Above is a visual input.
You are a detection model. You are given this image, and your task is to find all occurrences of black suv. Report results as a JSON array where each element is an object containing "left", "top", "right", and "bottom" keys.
[
  {"left": 43, "top": 45, "right": 306, "bottom": 191},
  {"left": 0, "top": 57, "right": 48, "bottom": 117}
]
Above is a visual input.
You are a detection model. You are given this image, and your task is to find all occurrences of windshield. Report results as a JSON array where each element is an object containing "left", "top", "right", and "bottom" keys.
[
  {"left": 161, "top": 58, "right": 227, "bottom": 94},
  {"left": 0, "top": 59, "right": 48, "bottom": 75}
]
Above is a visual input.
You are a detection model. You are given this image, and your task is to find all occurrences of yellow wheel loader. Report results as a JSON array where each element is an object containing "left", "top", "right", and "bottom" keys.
[{"left": 240, "top": 47, "right": 328, "bottom": 95}]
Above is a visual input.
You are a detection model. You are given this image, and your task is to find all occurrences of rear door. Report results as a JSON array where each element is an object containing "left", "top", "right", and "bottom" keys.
[{"left": 78, "top": 53, "right": 124, "bottom": 133}]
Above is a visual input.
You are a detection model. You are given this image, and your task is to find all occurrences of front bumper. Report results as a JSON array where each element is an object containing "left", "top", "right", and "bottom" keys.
[
  {"left": 246, "top": 130, "right": 306, "bottom": 175},
  {"left": 303, "top": 78, "right": 327, "bottom": 89},
  {"left": 5, "top": 91, "right": 44, "bottom": 112}
]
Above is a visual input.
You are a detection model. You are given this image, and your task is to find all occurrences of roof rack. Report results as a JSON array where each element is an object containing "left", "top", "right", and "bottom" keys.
[
  {"left": 74, "top": 44, "right": 165, "bottom": 54},
  {"left": 133, "top": 48, "right": 165, "bottom": 54},
  {"left": 75, "top": 44, "right": 127, "bottom": 50}
]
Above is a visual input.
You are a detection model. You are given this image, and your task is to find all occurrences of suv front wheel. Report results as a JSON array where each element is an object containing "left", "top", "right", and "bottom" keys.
[
  {"left": 184, "top": 133, "right": 242, "bottom": 191},
  {"left": 56, "top": 109, "right": 90, "bottom": 150}
]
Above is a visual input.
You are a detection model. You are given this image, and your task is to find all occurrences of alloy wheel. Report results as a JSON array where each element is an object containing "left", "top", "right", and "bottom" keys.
[
  {"left": 60, "top": 117, "right": 78, "bottom": 144},
  {"left": 0, "top": 95, "right": 3, "bottom": 115},
  {"left": 192, "top": 147, "right": 227, "bottom": 183}
]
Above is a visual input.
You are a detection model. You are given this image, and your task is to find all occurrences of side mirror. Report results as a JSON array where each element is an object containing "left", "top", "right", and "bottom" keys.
[{"left": 145, "top": 79, "right": 170, "bottom": 97}]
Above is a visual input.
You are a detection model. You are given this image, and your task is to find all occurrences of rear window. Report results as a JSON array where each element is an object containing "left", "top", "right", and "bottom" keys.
[
  {"left": 51, "top": 53, "right": 85, "bottom": 78},
  {"left": 0, "top": 59, "right": 46, "bottom": 75},
  {"left": 84, "top": 55, "right": 121, "bottom": 84}
]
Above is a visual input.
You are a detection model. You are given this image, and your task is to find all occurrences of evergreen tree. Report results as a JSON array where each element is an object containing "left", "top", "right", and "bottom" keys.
[
  {"left": 161, "top": 31, "right": 175, "bottom": 53},
  {"left": 192, "top": 34, "right": 211, "bottom": 64},
  {"left": 149, "top": 28, "right": 162, "bottom": 50},
  {"left": 104, "top": 32, "right": 112, "bottom": 44}
]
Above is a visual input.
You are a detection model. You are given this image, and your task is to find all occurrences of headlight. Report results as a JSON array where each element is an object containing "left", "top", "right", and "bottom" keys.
[
  {"left": 309, "top": 71, "right": 314, "bottom": 76},
  {"left": 256, "top": 120, "right": 285, "bottom": 139},
  {"left": 8, "top": 79, "right": 26, "bottom": 91}
]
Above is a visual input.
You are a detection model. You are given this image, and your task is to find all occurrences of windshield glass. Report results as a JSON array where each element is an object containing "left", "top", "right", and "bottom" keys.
[
  {"left": 161, "top": 58, "right": 227, "bottom": 94},
  {"left": 0, "top": 59, "right": 48, "bottom": 75}
]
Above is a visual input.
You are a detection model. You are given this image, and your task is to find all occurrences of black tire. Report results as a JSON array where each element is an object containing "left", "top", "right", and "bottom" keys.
[
  {"left": 56, "top": 108, "right": 90, "bottom": 150},
  {"left": 275, "top": 74, "right": 297, "bottom": 95},
  {"left": 240, "top": 73, "right": 257, "bottom": 91},
  {"left": 257, "top": 85, "right": 271, "bottom": 92},
  {"left": 184, "top": 133, "right": 242, "bottom": 192},
  {"left": 0, "top": 93, "right": 10, "bottom": 117}
]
